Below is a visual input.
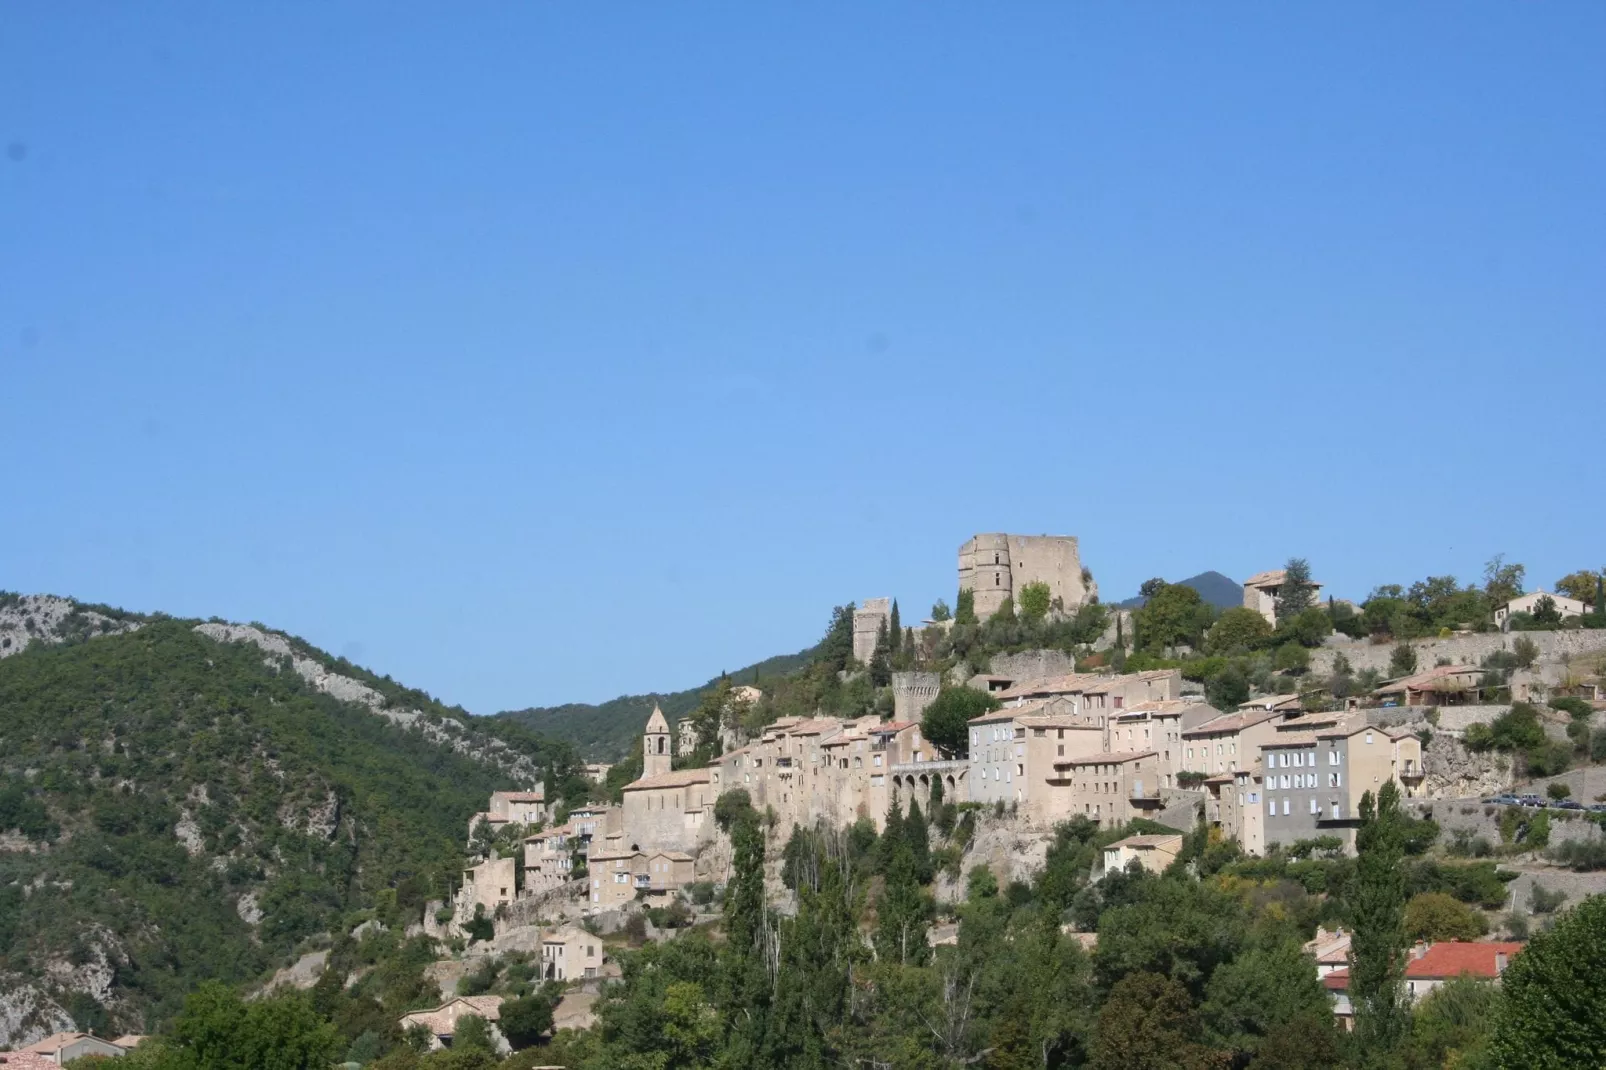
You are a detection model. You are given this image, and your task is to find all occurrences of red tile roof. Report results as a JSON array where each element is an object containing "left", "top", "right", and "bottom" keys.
[
  {"left": 622, "top": 768, "right": 714, "bottom": 791},
  {"left": 1405, "top": 942, "right": 1524, "bottom": 980},
  {"left": 1323, "top": 967, "right": 1349, "bottom": 991}
]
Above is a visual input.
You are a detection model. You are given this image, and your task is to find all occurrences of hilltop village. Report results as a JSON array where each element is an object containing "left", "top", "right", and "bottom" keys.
[{"left": 413, "top": 533, "right": 1606, "bottom": 1055}]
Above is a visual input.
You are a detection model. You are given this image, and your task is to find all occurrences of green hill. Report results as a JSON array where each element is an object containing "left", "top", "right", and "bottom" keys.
[
  {"left": 0, "top": 603, "right": 582, "bottom": 1042},
  {"left": 497, "top": 647, "right": 816, "bottom": 760}
]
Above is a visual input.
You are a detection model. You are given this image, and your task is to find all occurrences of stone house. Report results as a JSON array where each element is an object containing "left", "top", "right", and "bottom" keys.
[
  {"left": 539, "top": 924, "right": 606, "bottom": 981},
  {"left": 1260, "top": 712, "right": 1423, "bottom": 851},
  {"left": 1106, "top": 700, "right": 1214, "bottom": 790},
  {"left": 587, "top": 848, "right": 643, "bottom": 908},
  {"left": 619, "top": 768, "right": 716, "bottom": 855},
  {"left": 522, "top": 823, "right": 578, "bottom": 894},
  {"left": 965, "top": 701, "right": 1102, "bottom": 814},
  {"left": 1495, "top": 591, "right": 1592, "bottom": 630},
  {"left": 1236, "top": 693, "right": 1306, "bottom": 714},
  {"left": 1061, "top": 750, "right": 1164, "bottom": 828},
  {"left": 1403, "top": 941, "right": 1523, "bottom": 999},
  {"left": 1373, "top": 665, "right": 1496, "bottom": 708},
  {"left": 583, "top": 762, "right": 612, "bottom": 784},
  {"left": 1303, "top": 927, "right": 1352, "bottom": 979},
  {"left": 992, "top": 670, "right": 1182, "bottom": 723},
  {"left": 467, "top": 788, "right": 548, "bottom": 841},
  {"left": 1205, "top": 762, "right": 1266, "bottom": 856},
  {"left": 1182, "top": 708, "right": 1286, "bottom": 778},
  {"left": 398, "top": 996, "right": 505, "bottom": 1052},
  {"left": 1100, "top": 833, "right": 1184, "bottom": 876},
  {"left": 456, "top": 856, "right": 517, "bottom": 922},
  {"left": 1242, "top": 569, "right": 1324, "bottom": 626},
  {"left": 18, "top": 1033, "right": 129, "bottom": 1063}
]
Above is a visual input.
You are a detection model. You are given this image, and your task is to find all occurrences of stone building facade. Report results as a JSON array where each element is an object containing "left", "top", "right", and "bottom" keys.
[
  {"left": 958, "top": 534, "right": 1097, "bottom": 620},
  {"left": 852, "top": 598, "right": 892, "bottom": 666}
]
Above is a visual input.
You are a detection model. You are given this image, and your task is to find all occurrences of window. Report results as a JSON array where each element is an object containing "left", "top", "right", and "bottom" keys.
[
  {"left": 1294, "top": 752, "right": 1303, "bottom": 768},
  {"left": 1282, "top": 798, "right": 1290, "bottom": 815},
  {"left": 1280, "top": 774, "right": 1290, "bottom": 789},
  {"left": 1267, "top": 800, "right": 1276, "bottom": 816},
  {"left": 1366, "top": 733, "right": 1374, "bottom": 744},
  {"left": 1310, "top": 798, "right": 1319, "bottom": 815},
  {"left": 1057, "top": 744, "right": 1064, "bottom": 756},
  {"left": 1331, "top": 801, "right": 1341, "bottom": 819}
]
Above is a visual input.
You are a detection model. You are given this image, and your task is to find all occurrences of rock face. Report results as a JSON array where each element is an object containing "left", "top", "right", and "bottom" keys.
[
  {"left": 0, "top": 593, "right": 139, "bottom": 659},
  {"left": 1421, "top": 736, "right": 1513, "bottom": 799},
  {"left": 192, "top": 622, "right": 544, "bottom": 784},
  {"left": 0, "top": 977, "right": 75, "bottom": 1048}
]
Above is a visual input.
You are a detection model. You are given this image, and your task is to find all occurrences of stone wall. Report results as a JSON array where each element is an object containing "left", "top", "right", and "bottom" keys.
[
  {"left": 988, "top": 649, "right": 1076, "bottom": 684},
  {"left": 1409, "top": 798, "right": 1604, "bottom": 849},
  {"left": 892, "top": 672, "right": 940, "bottom": 721},
  {"left": 1311, "top": 630, "right": 1606, "bottom": 677}
]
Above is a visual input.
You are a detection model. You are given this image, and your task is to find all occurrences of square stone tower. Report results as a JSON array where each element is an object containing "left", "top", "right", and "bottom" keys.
[
  {"left": 958, "top": 534, "right": 1096, "bottom": 619},
  {"left": 852, "top": 598, "right": 891, "bottom": 665}
]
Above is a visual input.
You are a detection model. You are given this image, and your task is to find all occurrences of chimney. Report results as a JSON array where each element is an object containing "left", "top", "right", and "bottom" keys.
[
  {"left": 1495, "top": 951, "right": 1509, "bottom": 974},
  {"left": 1412, "top": 940, "right": 1429, "bottom": 960}
]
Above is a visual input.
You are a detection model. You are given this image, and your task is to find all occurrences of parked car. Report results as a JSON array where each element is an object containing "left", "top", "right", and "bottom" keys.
[
  {"left": 1482, "top": 795, "right": 1522, "bottom": 805},
  {"left": 1588, "top": 804, "right": 1606, "bottom": 814},
  {"left": 1519, "top": 794, "right": 1545, "bottom": 807},
  {"left": 1551, "top": 799, "right": 1585, "bottom": 811}
]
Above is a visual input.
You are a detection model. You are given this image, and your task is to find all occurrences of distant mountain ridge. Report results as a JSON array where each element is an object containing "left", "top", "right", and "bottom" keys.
[
  {"left": 1115, "top": 570, "right": 1244, "bottom": 610},
  {"left": 498, "top": 646, "right": 818, "bottom": 760}
]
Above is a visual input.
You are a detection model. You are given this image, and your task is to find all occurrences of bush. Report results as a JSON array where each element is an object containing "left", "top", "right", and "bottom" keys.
[
  {"left": 1513, "top": 636, "right": 1540, "bottom": 669},
  {"left": 1549, "top": 697, "right": 1593, "bottom": 720},
  {"left": 499, "top": 993, "right": 556, "bottom": 1049},
  {"left": 1405, "top": 892, "right": 1489, "bottom": 941},
  {"left": 1551, "top": 838, "right": 1606, "bottom": 870},
  {"left": 1390, "top": 643, "right": 1419, "bottom": 677},
  {"left": 1525, "top": 741, "right": 1572, "bottom": 779},
  {"left": 1274, "top": 642, "right": 1310, "bottom": 674},
  {"left": 1528, "top": 884, "right": 1568, "bottom": 915},
  {"left": 1548, "top": 782, "right": 1573, "bottom": 801}
]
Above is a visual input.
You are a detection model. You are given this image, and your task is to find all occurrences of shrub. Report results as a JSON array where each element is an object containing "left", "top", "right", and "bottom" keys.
[
  {"left": 1513, "top": 636, "right": 1540, "bottom": 669},
  {"left": 1528, "top": 884, "right": 1568, "bottom": 914},
  {"left": 1551, "top": 838, "right": 1606, "bottom": 871},
  {"left": 1274, "top": 642, "right": 1311, "bottom": 674},
  {"left": 1549, "top": 697, "right": 1593, "bottom": 720},
  {"left": 1548, "top": 782, "right": 1573, "bottom": 801},
  {"left": 1405, "top": 891, "right": 1489, "bottom": 942},
  {"left": 1390, "top": 643, "right": 1419, "bottom": 677}
]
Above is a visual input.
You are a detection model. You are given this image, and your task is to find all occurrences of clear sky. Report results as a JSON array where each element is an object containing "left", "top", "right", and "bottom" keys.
[{"left": 3, "top": 4, "right": 1602, "bottom": 713}]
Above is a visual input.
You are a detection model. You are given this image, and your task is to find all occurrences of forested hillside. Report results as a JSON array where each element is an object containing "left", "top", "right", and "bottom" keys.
[
  {"left": 0, "top": 611, "right": 582, "bottom": 1042},
  {"left": 498, "top": 647, "right": 816, "bottom": 760}
]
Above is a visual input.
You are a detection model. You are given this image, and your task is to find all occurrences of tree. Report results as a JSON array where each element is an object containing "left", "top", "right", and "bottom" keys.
[
  {"left": 1403, "top": 892, "right": 1488, "bottom": 942},
  {"left": 1274, "top": 558, "right": 1317, "bottom": 622},
  {"left": 1281, "top": 607, "right": 1333, "bottom": 648},
  {"left": 1555, "top": 570, "right": 1602, "bottom": 605},
  {"left": 1019, "top": 581, "right": 1052, "bottom": 622},
  {"left": 905, "top": 799, "right": 932, "bottom": 884},
  {"left": 817, "top": 604, "right": 857, "bottom": 674},
  {"left": 921, "top": 687, "right": 999, "bottom": 759},
  {"left": 166, "top": 981, "right": 342, "bottom": 1070},
  {"left": 1483, "top": 554, "right": 1527, "bottom": 606},
  {"left": 930, "top": 598, "right": 951, "bottom": 622},
  {"left": 453, "top": 1014, "right": 496, "bottom": 1053},
  {"left": 1202, "top": 941, "right": 1332, "bottom": 1062},
  {"left": 874, "top": 850, "right": 931, "bottom": 967},
  {"left": 955, "top": 588, "right": 977, "bottom": 625},
  {"left": 1489, "top": 891, "right": 1606, "bottom": 1068},
  {"left": 1139, "top": 577, "right": 1168, "bottom": 600},
  {"left": 1389, "top": 643, "right": 1418, "bottom": 677},
  {"left": 1531, "top": 594, "right": 1562, "bottom": 626},
  {"left": 1350, "top": 782, "right": 1409, "bottom": 1060},
  {"left": 499, "top": 993, "right": 556, "bottom": 1049},
  {"left": 1090, "top": 972, "right": 1226, "bottom": 1070},
  {"left": 1205, "top": 664, "right": 1250, "bottom": 711},
  {"left": 1273, "top": 642, "right": 1310, "bottom": 675},
  {"left": 1206, "top": 608, "right": 1274, "bottom": 655},
  {"left": 888, "top": 600, "right": 902, "bottom": 657},
  {"left": 1136, "top": 583, "right": 1210, "bottom": 654},
  {"left": 868, "top": 618, "right": 892, "bottom": 687},
  {"left": 1405, "top": 974, "right": 1499, "bottom": 1070}
]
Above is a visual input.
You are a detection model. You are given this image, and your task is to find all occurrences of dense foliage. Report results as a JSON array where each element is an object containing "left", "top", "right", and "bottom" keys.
[{"left": 0, "top": 618, "right": 578, "bottom": 1033}]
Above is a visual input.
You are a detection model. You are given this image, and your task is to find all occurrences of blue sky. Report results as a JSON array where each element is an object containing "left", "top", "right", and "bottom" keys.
[{"left": 3, "top": 4, "right": 1602, "bottom": 713}]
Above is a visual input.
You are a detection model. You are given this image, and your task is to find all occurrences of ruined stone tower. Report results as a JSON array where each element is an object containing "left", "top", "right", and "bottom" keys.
[
  {"left": 852, "top": 597, "right": 891, "bottom": 666},
  {"left": 643, "top": 704, "right": 672, "bottom": 778},
  {"left": 958, "top": 534, "right": 1096, "bottom": 619},
  {"left": 891, "top": 671, "right": 940, "bottom": 721}
]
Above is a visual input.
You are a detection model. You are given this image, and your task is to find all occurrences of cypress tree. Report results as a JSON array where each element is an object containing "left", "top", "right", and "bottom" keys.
[
  {"left": 869, "top": 619, "right": 892, "bottom": 687},
  {"left": 1350, "top": 781, "right": 1409, "bottom": 1060},
  {"left": 888, "top": 600, "right": 902, "bottom": 656},
  {"left": 906, "top": 799, "right": 932, "bottom": 885}
]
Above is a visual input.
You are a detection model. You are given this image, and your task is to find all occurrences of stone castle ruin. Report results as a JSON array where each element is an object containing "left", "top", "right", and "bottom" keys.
[
  {"left": 852, "top": 597, "right": 891, "bottom": 665},
  {"left": 958, "top": 534, "right": 1097, "bottom": 619}
]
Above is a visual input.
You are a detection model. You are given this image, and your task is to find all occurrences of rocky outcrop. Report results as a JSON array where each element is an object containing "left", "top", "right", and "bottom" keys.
[
  {"left": 0, "top": 594, "right": 139, "bottom": 659},
  {"left": 193, "top": 622, "right": 543, "bottom": 784},
  {"left": 1421, "top": 736, "right": 1513, "bottom": 799},
  {"left": 0, "top": 976, "right": 75, "bottom": 1048}
]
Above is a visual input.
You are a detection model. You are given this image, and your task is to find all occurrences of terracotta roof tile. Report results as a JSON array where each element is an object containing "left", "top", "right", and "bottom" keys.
[{"left": 1404, "top": 942, "right": 1524, "bottom": 980}]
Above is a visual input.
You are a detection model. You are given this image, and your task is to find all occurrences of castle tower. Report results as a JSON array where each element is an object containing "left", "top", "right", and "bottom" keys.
[{"left": 643, "top": 704, "right": 672, "bottom": 778}]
